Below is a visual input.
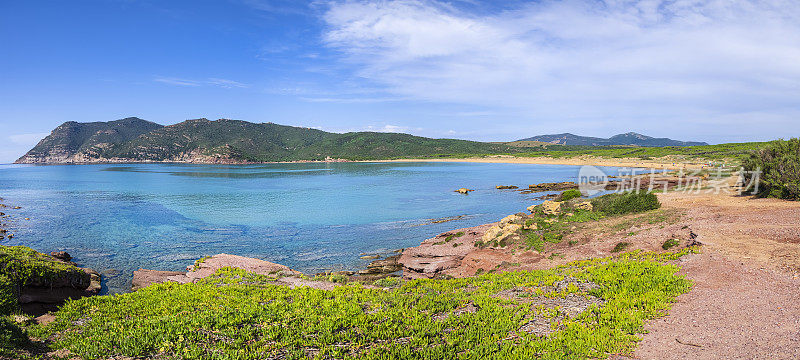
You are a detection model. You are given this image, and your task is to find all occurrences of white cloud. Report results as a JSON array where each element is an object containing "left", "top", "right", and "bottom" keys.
[{"left": 321, "top": 0, "right": 800, "bottom": 138}]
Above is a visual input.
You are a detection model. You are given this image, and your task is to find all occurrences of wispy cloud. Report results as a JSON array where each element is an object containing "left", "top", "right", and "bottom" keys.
[
  {"left": 240, "top": 0, "right": 313, "bottom": 15},
  {"left": 154, "top": 76, "right": 249, "bottom": 88},
  {"left": 299, "top": 96, "right": 408, "bottom": 103},
  {"left": 8, "top": 132, "right": 49, "bottom": 146},
  {"left": 321, "top": 0, "right": 800, "bottom": 137}
]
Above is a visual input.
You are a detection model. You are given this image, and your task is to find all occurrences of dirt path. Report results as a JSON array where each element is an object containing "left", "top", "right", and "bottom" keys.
[
  {"left": 630, "top": 250, "right": 800, "bottom": 359},
  {"left": 628, "top": 192, "right": 800, "bottom": 359}
]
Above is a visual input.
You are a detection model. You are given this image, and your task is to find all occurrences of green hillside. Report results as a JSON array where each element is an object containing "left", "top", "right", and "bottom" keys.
[{"left": 17, "top": 118, "right": 525, "bottom": 163}]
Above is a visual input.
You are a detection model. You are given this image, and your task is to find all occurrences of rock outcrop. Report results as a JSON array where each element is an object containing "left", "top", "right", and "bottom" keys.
[
  {"left": 398, "top": 224, "right": 492, "bottom": 279},
  {"left": 132, "top": 254, "right": 299, "bottom": 291},
  {"left": 540, "top": 201, "right": 563, "bottom": 216},
  {"left": 1, "top": 250, "right": 102, "bottom": 316},
  {"left": 525, "top": 182, "right": 579, "bottom": 192}
]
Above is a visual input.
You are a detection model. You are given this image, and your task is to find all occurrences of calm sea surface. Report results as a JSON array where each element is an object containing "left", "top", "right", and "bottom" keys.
[{"left": 0, "top": 162, "right": 633, "bottom": 293}]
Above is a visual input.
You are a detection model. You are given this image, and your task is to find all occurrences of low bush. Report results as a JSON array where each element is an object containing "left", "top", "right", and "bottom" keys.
[
  {"left": 591, "top": 191, "right": 660, "bottom": 216},
  {"left": 743, "top": 138, "right": 800, "bottom": 200},
  {"left": 662, "top": 239, "right": 680, "bottom": 250},
  {"left": 559, "top": 189, "right": 582, "bottom": 201},
  {"left": 612, "top": 242, "right": 630, "bottom": 253}
]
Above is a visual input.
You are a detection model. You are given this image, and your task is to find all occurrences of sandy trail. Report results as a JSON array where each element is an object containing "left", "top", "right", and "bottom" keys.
[
  {"left": 628, "top": 191, "right": 800, "bottom": 359},
  {"left": 630, "top": 250, "right": 800, "bottom": 360}
]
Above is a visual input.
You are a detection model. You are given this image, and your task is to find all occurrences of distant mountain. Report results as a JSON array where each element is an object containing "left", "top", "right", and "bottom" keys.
[
  {"left": 518, "top": 132, "right": 707, "bottom": 147},
  {"left": 16, "top": 117, "right": 526, "bottom": 164}
]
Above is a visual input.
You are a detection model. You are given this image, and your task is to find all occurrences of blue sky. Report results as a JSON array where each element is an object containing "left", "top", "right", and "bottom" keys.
[{"left": 2, "top": 0, "right": 799, "bottom": 163}]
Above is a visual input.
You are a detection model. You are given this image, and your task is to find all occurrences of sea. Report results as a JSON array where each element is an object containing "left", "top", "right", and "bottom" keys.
[{"left": 0, "top": 162, "right": 639, "bottom": 293}]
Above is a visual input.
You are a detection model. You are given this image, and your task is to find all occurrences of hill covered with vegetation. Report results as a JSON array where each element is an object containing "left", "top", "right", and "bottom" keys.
[
  {"left": 519, "top": 132, "right": 708, "bottom": 147},
  {"left": 16, "top": 118, "right": 531, "bottom": 163}
]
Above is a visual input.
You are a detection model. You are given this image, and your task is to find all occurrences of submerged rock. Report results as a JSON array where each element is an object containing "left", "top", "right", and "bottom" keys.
[{"left": 455, "top": 188, "right": 474, "bottom": 194}]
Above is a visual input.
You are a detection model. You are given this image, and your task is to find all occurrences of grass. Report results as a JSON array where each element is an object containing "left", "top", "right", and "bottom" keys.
[
  {"left": 605, "top": 209, "right": 682, "bottom": 233},
  {"left": 20, "top": 249, "right": 694, "bottom": 360}
]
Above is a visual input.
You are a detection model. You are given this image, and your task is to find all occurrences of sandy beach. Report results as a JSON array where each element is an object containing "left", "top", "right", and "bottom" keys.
[{"left": 371, "top": 156, "right": 709, "bottom": 170}]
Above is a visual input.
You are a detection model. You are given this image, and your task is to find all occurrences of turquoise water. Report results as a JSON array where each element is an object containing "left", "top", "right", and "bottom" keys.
[{"left": 0, "top": 162, "right": 629, "bottom": 293}]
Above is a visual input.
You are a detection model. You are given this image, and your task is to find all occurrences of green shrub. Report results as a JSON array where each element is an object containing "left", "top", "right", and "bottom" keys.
[
  {"left": 612, "top": 242, "right": 630, "bottom": 253},
  {"left": 559, "top": 189, "right": 582, "bottom": 201},
  {"left": 662, "top": 239, "right": 680, "bottom": 250},
  {"left": 591, "top": 191, "right": 661, "bottom": 215},
  {"left": 0, "top": 275, "right": 16, "bottom": 316},
  {"left": 743, "top": 138, "right": 800, "bottom": 200}
]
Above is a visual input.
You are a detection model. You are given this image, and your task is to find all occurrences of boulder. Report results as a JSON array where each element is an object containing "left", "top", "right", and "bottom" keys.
[
  {"left": 541, "top": 201, "right": 563, "bottom": 216},
  {"left": 482, "top": 224, "right": 504, "bottom": 242},
  {"left": 366, "top": 255, "right": 402, "bottom": 274},
  {"left": 455, "top": 188, "right": 474, "bottom": 194},
  {"left": 500, "top": 214, "right": 523, "bottom": 226},
  {"left": 50, "top": 251, "right": 72, "bottom": 262},
  {"left": 575, "top": 201, "right": 593, "bottom": 211}
]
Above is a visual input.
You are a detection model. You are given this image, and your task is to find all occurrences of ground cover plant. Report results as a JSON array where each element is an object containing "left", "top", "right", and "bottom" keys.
[
  {"left": 23, "top": 249, "right": 694, "bottom": 360},
  {"left": 743, "top": 138, "right": 800, "bottom": 200}
]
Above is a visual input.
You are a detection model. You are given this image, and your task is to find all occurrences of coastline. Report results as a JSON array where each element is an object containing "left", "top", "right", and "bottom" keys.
[{"left": 12, "top": 155, "right": 709, "bottom": 170}]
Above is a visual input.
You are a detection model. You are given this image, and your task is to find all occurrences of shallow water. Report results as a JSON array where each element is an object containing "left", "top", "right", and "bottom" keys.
[{"left": 0, "top": 162, "right": 633, "bottom": 293}]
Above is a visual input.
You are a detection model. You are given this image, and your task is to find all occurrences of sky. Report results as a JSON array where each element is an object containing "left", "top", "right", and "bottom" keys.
[{"left": 1, "top": 0, "right": 799, "bottom": 163}]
